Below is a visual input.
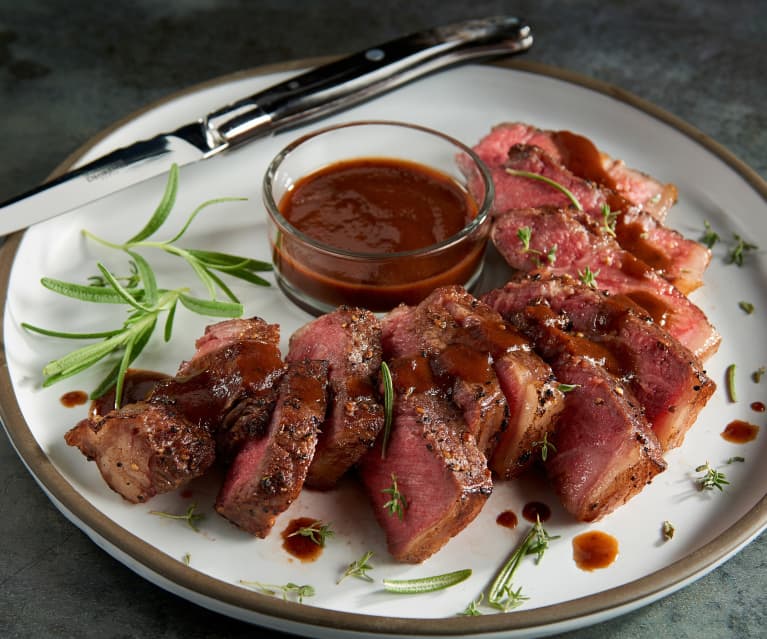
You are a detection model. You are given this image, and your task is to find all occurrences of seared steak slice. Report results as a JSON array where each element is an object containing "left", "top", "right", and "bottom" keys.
[
  {"left": 154, "top": 317, "right": 286, "bottom": 460},
  {"left": 65, "top": 402, "right": 215, "bottom": 504},
  {"left": 494, "top": 143, "right": 709, "bottom": 294},
  {"left": 501, "top": 304, "right": 667, "bottom": 521},
  {"left": 287, "top": 307, "right": 384, "bottom": 489},
  {"left": 473, "top": 122, "right": 678, "bottom": 221},
  {"left": 484, "top": 275, "right": 715, "bottom": 449},
  {"left": 419, "top": 286, "right": 564, "bottom": 478},
  {"left": 491, "top": 206, "right": 721, "bottom": 360},
  {"left": 382, "top": 302, "right": 507, "bottom": 454},
  {"left": 215, "top": 359, "right": 329, "bottom": 537},
  {"left": 358, "top": 355, "right": 492, "bottom": 562}
]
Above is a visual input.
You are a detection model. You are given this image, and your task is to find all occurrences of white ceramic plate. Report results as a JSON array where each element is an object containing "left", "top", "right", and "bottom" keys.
[{"left": 1, "top": 61, "right": 765, "bottom": 639}]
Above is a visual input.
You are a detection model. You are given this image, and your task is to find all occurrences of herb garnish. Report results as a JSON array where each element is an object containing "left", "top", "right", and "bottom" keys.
[
  {"left": 288, "top": 520, "right": 334, "bottom": 547},
  {"left": 505, "top": 169, "right": 583, "bottom": 211},
  {"left": 601, "top": 203, "right": 619, "bottom": 237},
  {"left": 695, "top": 461, "right": 730, "bottom": 492},
  {"left": 578, "top": 265, "right": 600, "bottom": 289},
  {"left": 753, "top": 366, "right": 766, "bottom": 383},
  {"left": 458, "top": 594, "right": 484, "bottom": 616},
  {"left": 380, "top": 361, "right": 394, "bottom": 459},
  {"left": 240, "top": 580, "right": 315, "bottom": 603},
  {"left": 726, "top": 456, "right": 746, "bottom": 464},
  {"left": 726, "top": 363, "right": 737, "bottom": 402},
  {"left": 181, "top": 552, "right": 191, "bottom": 565},
  {"left": 338, "top": 551, "right": 375, "bottom": 584},
  {"left": 382, "top": 473, "right": 407, "bottom": 520},
  {"left": 516, "top": 226, "right": 557, "bottom": 267},
  {"left": 727, "top": 234, "right": 758, "bottom": 266},
  {"left": 382, "top": 568, "right": 471, "bottom": 594},
  {"left": 662, "top": 520, "right": 675, "bottom": 541},
  {"left": 22, "top": 164, "right": 272, "bottom": 409},
  {"left": 738, "top": 301, "right": 755, "bottom": 314},
  {"left": 557, "top": 383, "right": 579, "bottom": 393},
  {"left": 486, "top": 517, "right": 558, "bottom": 612},
  {"left": 533, "top": 431, "right": 557, "bottom": 462},
  {"left": 700, "top": 220, "right": 720, "bottom": 248},
  {"left": 149, "top": 502, "right": 204, "bottom": 532}
]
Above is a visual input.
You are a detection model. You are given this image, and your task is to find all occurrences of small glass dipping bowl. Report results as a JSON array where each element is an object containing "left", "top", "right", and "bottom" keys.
[{"left": 263, "top": 120, "right": 494, "bottom": 315}]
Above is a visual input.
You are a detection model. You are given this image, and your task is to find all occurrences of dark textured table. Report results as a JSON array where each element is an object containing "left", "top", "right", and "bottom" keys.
[{"left": 1, "top": 2, "right": 765, "bottom": 638}]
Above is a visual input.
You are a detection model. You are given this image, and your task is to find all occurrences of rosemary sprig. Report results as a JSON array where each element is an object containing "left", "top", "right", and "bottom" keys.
[
  {"left": 149, "top": 502, "right": 205, "bottom": 532},
  {"left": 239, "top": 580, "right": 315, "bottom": 604},
  {"left": 382, "top": 473, "right": 407, "bottom": 520},
  {"left": 695, "top": 461, "right": 729, "bottom": 492},
  {"left": 486, "top": 517, "right": 558, "bottom": 612},
  {"left": 338, "top": 551, "right": 375, "bottom": 584},
  {"left": 380, "top": 361, "right": 394, "bottom": 459},
  {"left": 288, "top": 520, "right": 334, "bottom": 547},
  {"left": 383, "top": 568, "right": 471, "bottom": 594},
  {"left": 22, "top": 164, "right": 272, "bottom": 408},
  {"left": 505, "top": 169, "right": 583, "bottom": 211}
]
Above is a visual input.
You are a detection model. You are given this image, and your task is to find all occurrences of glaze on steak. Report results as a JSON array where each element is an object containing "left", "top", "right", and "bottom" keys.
[
  {"left": 417, "top": 286, "right": 565, "bottom": 478},
  {"left": 215, "top": 359, "right": 329, "bottom": 537},
  {"left": 287, "top": 307, "right": 384, "bottom": 489},
  {"left": 64, "top": 402, "right": 215, "bottom": 503},
  {"left": 475, "top": 137, "right": 709, "bottom": 294},
  {"left": 484, "top": 275, "right": 715, "bottom": 450},
  {"left": 156, "top": 317, "right": 286, "bottom": 461},
  {"left": 499, "top": 304, "right": 667, "bottom": 521},
  {"left": 358, "top": 355, "right": 492, "bottom": 562},
  {"left": 491, "top": 206, "right": 721, "bottom": 360}
]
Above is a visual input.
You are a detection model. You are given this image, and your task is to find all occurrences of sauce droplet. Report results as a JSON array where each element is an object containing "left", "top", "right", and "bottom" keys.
[
  {"left": 721, "top": 420, "right": 760, "bottom": 444},
  {"left": 281, "top": 517, "right": 325, "bottom": 562},
  {"left": 750, "top": 401, "right": 765, "bottom": 413},
  {"left": 496, "top": 510, "right": 518, "bottom": 529},
  {"left": 572, "top": 531, "right": 619, "bottom": 571},
  {"left": 522, "top": 501, "right": 551, "bottom": 523},
  {"left": 60, "top": 390, "right": 88, "bottom": 407}
]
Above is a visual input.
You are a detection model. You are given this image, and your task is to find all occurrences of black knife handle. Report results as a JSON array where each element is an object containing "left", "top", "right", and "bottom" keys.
[{"left": 205, "top": 15, "right": 532, "bottom": 147}]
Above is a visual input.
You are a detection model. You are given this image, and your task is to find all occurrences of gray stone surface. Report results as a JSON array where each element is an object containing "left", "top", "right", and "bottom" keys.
[{"left": 0, "top": 1, "right": 764, "bottom": 638}]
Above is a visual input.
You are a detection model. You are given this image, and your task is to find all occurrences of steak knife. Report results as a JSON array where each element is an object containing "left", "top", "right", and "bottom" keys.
[{"left": 0, "top": 16, "right": 532, "bottom": 236}]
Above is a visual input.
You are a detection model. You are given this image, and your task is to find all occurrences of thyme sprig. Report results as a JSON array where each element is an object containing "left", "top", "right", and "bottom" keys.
[
  {"left": 338, "top": 551, "right": 375, "bottom": 584},
  {"left": 578, "top": 265, "right": 600, "bottom": 289},
  {"left": 21, "top": 164, "right": 272, "bottom": 408},
  {"left": 695, "top": 461, "right": 730, "bottom": 492},
  {"left": 288, "top": 520, "right": 335, "bottom": 547},
  {"left": 486, "top": 517, "right": 558, "bottom": 612},
  {"left": 516, "top": 226, "right": 557, "bottom": 267},
  {"left": 382, "top": 473, "right": 407, "bottom": 520},
  {"left": 533, "top": 431, "right": 557, "bottom": 462},
  {"left": 700, "top": 220, "right": 720, "bottom": 248},
  {"left": 149, "top": 502, "right": 205, "bottom": 532},
  {"left": 600, "top": 204, "right": 619, "bottom": 237},
  {"left": 727, "top": 234, "right": 758, "bottom": 267}
]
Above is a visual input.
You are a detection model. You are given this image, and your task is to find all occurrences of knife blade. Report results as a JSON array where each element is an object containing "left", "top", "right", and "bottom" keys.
[{"left": 0, "top": 16, "right": 532, "bottom": 237}]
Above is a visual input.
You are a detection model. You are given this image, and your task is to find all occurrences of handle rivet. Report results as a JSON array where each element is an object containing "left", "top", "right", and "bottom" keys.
[{"left": 365, "top": 48, "right": 385, "bottom": 61}]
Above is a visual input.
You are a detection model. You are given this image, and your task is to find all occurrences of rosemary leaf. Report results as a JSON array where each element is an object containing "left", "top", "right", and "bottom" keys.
[{"left": 383, "top": 568, "right": 471, "bottom": 594}]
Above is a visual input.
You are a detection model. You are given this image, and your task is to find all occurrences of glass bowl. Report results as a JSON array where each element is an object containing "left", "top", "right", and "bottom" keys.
[{"left": 263, "top": 120, "right": 494, "bottom": 315}]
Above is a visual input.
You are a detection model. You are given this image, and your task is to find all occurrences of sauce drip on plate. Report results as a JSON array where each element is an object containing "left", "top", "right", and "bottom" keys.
[
  {"left": 60, "top": 390, "right": 88, "bottom": 408},
  {"left": 572, "top": 530, "right": 619, "bottom": 571},
  {"left": 721, "top": 419, "right": 760, "bottom": 444},
  {"left": 281, "top": 517, "right": 326, "bottom": 562},
  {"left": 522, "top": 501, "right": 551, "bottom": 523}
]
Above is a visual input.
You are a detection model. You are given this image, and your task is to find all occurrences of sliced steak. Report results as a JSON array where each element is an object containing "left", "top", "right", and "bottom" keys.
[
  {"left": 494, "top": 142, "right": 709, "bottom": 294},
  {"left": 491, "top": 206, "right": 721, "bottom": 360},
  {"left": 64, "top": 402, "right": 216, "bottom": 504},
  {"left": 500, "top": 304, "right": 667, "bottom": 521},
  {"left": 418, "top": 286, "right": 565, "bottom": 478},
  {"left": 473, "top": 122, "right": 678, "bottom": 222},
  {"left": 287, "top": 307, "right": 384, "bottom": 489},
  {"left": 215, "top": 359, "right": 329, "bottom": 537},
  {"left": 484, "top": 275, "right": 715, "bottom": 450},
  {"left": 358, "top": 355, "right": 492, "bottom": 562},
  {"left": 154, "top": 317, "right": 286, "bottom": 460},
  {"left": 382, "top": 302, "right": 507, "bottom": 454}
]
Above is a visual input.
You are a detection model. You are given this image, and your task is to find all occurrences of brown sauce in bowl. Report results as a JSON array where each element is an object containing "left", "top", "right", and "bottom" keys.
[{"left": 272, "top": 157, "right": 489, "bottom": 312}]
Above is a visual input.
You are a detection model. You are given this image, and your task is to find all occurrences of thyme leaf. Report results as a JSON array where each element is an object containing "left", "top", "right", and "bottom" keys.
[
  {"left": 382, "top": 473, "right": 407, "bottom": 520},
  {"left": 338, "top": 551, "right": 375, "bottom": 584},
  {"left": 738, "top": 301, "right": 755, "bottom": 314}
]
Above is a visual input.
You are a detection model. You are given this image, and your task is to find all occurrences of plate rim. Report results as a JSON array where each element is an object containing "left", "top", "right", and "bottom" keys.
[{"left": 1, "top": 57, "right": 766, "bottom": 637}]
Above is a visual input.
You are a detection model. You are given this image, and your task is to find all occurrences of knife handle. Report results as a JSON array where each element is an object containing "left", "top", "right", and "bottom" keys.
[{"left": 204, "top": 15, "right": 532, "bottom": 147}]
